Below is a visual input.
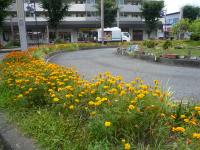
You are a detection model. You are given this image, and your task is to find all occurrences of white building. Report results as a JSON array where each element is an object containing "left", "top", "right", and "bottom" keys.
[
  {"left": 2, "top": 0, "right": 162, "bottom": 44},
  {"left": 163, "top": 12, "right": 181, "bottom": 38}
]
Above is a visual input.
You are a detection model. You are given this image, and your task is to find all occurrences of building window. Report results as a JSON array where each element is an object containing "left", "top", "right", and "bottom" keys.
[
  {"left": 86, "top": 0, "right": 95, "bottom": 4},
  {"left": 87, "top": 11, "right": 97, "bottom": 17},
  {"left": 75, "top": 0, "right": 86, "bottom": 4}
]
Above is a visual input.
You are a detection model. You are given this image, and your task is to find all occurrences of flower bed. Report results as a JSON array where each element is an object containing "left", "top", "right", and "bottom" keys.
[{"left": 0, "top": 51, "right": 200, "bottom": 149}]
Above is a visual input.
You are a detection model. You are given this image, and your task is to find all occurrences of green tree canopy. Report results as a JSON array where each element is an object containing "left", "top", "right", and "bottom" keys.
[
  {"left": 183, "top": 5, "right": 200, "bottom": 22},
  {"left": 97, "top": 0, "right": 118, "bottom": 28},
  {"left": 172, "top": 19, "right": 190, "bottom": 39},
  {"left": 141, "top": 0, "right": 164, "bottom": 38},
  {"left": 189, "top": 19, "right": 200, "bottom": 33},
  {"left": 39, "top": 0, "right": 70, "bottom": 30},
  {"left": 0, "top": 0, "right": 12, "bottom": 29}
]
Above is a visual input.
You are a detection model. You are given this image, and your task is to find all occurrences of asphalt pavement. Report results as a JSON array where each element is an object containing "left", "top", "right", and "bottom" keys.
[
  {"left": 49, "top": 48, "right": 200, "bottom": 100},
  {"left": 0, "top": 53, "right": 5, "bottom": 61}
]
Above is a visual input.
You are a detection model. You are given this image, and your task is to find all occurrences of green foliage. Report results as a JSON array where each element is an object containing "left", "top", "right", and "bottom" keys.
[
  {"left": 4, "top": 40, "right": 20, "bottom": 49},
  {"left": 141, "top": 0, "right": 164, "bottom": 37},
  {"left": 96, "top": 0, "right": 118, "bottom": 27},
  {"left": 172, "top": 19, "right": 190, "bottom": 39},
  {"left": 143, "top": 40, "right": 157, "bottom": 48},
  {"left": 183, "top": 5, "right": 200, "bottom": 22},
  {"left": 39, "top": 0, "right": 70, "bottom": 29},
  {"left": 190, "top": 33, "right": 200, "bottom": 41},
  {"left": 0, "top": 0, "right": 12, "bottom": 29},
  {"left": 162, "top": 40, "right": 173, "bottom": 49},
  {"left": 190, "top": 19, "right": 200, "bottom": 33}
]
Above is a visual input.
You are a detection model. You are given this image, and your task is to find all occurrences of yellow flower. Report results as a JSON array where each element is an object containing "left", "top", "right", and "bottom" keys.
[
  {"left": 96, "top": 97, "right": 101, "bottom": 101},
  {"left": 184, "top": 118, "right": 190, "bottom": 123},
  {"left": 75, "top": 99, "right": 80, "bottom": 103},
  {"left": 137, "top": 93, "right": 145, "bottom": 99},
  {"left": 65, "top": 94, "right": 73, "bottom": 99},
  {"left": 90, "top": 111, "right": 96, "bottom": 116},
  {"left": 121, "top": 139, "right": 126, "bottom": 143},
  {"left": 171, "top": 115, "right": 176, "bottom": 119},
  {"left": 17, "top": 94, "right": 23, "bottom": 99},
  {"left": 124, "top": 143, "right": 131, "bottom": 150},
  {"left": 128, "top": 105, "right": 135, "bottom": 111},
  {"left": 104, "top": 121, "right": 111, "bottom": 127},
  {"left": 120, "top": 90, "right": 126, "bottom": 96},
  {"left": 160, "top": 113, "right": 165, "bottom": 117},
  {"left": 103, "top": 86, "right": 109, "bottom": 89},
  {"left": 53, "top": 97, "right": 59, "bottom": 102},
  {"left": 50, "top": 93, "right": 55, "bottom": 97},
  {"left": 28, "top": 88, "right": 33, "bottom": 92},
  {"left": 192, "top": 133, "right": 200, "bottom": 139},
  {"left": 198, "top": 111, "right": 200, "bottom": 115},
  {"left": 69, "top": 105, "right": 74, "bottom": 110},
  {"left": 180, "top": 115, "right": 186, "bottom": 119},
  {"left": 88, "top": 101, "right": 95, "bottom": 106},
  {"left": 195, "top": 106, "right": 200, "bottom": 111},
  {"left": 172, "top": 127, "right": 185, "bottom": 133}
]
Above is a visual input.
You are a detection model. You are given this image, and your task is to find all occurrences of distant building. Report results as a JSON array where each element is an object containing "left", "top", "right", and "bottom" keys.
[
  {"left": 163, "top": 12, "right": 181, "bottom": 38},
  {"left": 2, "top": 0, "right": 162, "bottom": 45}
]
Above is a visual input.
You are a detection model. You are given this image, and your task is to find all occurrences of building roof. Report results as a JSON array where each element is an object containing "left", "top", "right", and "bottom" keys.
[{"left": 166, "top": 12, "right": 180, "bottom": 16}]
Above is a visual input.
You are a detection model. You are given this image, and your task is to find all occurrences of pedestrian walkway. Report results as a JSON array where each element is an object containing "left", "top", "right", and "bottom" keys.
[{"left": 0, "top": 113, "right": 38, "bottom": 150}]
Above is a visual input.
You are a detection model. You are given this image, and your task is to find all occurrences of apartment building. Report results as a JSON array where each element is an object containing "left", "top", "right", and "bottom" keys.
[
  {"left": 162, "top": 12, "right": 181, "bottom": 38},
  {"left": 2, "top": 0, "right": 161, "bottom": 44}
]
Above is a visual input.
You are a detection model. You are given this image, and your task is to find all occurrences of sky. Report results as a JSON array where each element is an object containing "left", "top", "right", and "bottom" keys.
[{"left": 164, "top": 0, "right": 200, "bottom": 13}]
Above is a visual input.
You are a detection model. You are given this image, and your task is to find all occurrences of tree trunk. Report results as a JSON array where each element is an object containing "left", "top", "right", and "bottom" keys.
[{"left": 147, "top": 32, "right": 151, "bottom": 39}]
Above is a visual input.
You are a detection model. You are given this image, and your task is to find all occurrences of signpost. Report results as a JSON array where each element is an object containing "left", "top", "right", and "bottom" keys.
[{"left": 16, "top": 0, "right": 27, "bottom": 51}]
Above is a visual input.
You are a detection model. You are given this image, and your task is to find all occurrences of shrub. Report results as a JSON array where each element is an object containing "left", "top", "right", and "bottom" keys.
[
  {"left": 162, "top": 40, "right": 173, "bottom": 49},
  {"left": 54, "top": 39, "right": 66, "bottom": 44},
  {"left": 143, "top": 40, "right": 157, "bottom": 48},
  {"left": 190, "top": 33, "right": 200, "bottom": 41},
  {"left": 4, "top": 41, "right": 20, "bottom": 49}
]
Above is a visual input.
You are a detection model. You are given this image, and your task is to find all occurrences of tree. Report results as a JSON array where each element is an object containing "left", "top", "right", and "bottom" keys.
[
  {"left": 39, "top": 0, "right": 70, "bottom": 38},
  {"left": 97, "top": 0, "right": 118, "bottom": 27},
  {"left": 189, "top": 19, "right": 200, "bottom": 41},
  {"left": 0, "top": 0, "right": 12, "bottom": 30},
  {"left": 141, "top": 0, "right": 164, "bottom": 38},
  {"left": 183, "top": 5, "right": 200, "bottom": 22},
  {"left": 172, "top": 19, "right": 190, "bottom": 39}
]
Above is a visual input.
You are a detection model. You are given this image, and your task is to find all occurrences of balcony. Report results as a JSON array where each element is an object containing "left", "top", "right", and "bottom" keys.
[
  {"left": 119, "top": 4, "right": 141, "bottom": 12},
  {"left": 69, "top": 4, "right": 86, "bottom": 12},
  {"left": 22, "top": 17, "right": 100, "bottom": 22},
  {"left": 120, "top": 17, "right": 142, "bottom": 22}
]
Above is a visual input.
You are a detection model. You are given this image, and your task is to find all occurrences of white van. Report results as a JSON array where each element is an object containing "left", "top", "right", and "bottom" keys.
[{"left": 97, "top": 27, "right": 131, "bottom": 42}]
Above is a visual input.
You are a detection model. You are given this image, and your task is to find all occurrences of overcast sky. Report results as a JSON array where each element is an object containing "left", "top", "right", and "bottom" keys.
[{"left": 164, "top": 0, "right": 200, "bottom": 13}]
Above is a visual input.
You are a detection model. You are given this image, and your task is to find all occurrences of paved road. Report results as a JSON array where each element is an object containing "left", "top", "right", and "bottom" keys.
[
  {"left": 0, "top": 53, "right": 5, "bottom": 61},
  {"left": 50, "top": 48, "right": 200, "bottom": 100}
]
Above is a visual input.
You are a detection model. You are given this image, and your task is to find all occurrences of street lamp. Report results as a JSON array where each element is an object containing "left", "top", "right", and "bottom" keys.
[
  {"left": 26, "top": 0, "right": 40, "bottom": 47},
  {"left": 16, "top": 0, "right": 28, "bottom": 51}
]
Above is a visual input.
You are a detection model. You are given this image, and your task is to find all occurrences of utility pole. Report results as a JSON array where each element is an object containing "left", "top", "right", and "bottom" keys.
[
  {"left": 116, "top": 1, "right": 120, "bottom": 27},
  {"left": 101, "top": 0, "right": 104, "bottom": 45},
  {"left": 16, "top": 0, "right": 28, "bottom": 51}
]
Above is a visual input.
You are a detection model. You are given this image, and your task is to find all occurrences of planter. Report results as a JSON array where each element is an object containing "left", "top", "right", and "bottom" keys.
[
  {"left": 178, "top": 55, "right": 185, "bottom": 59},
  {"left": 162, "top": 54, "right": 178, "bottom": 59},
  {"left": 190, "top": 56, "right": 197, "bottom": 60}
]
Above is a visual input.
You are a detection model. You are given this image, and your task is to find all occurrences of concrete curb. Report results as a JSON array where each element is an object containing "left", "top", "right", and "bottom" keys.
[
  {"left": 0, "top": 113, "right": 38, "bottom": 150},
  {"left": 130, "top": 54, "right": 200, "bottom": 68},
  {"left": 0, "top": 49, "right": 21, "bottom": 53},
  {"left": 45, "top": 46, "right": 118, "bottom": 62}
]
